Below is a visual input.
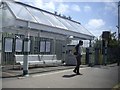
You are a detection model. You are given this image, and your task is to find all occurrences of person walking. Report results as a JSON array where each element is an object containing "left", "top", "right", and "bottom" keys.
[{"left": 73, "top": 40, "right": 83, "bottom": 75}]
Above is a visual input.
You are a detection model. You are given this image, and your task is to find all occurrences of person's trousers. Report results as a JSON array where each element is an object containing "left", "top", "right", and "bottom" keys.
[{"left": 74, "top": 55, "right": 81, "bottom": 73}]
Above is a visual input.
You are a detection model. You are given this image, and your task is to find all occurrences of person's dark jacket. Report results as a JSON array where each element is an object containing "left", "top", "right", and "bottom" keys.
[{"left": 74, "top": 44, "right": 79, "bottom": 55}]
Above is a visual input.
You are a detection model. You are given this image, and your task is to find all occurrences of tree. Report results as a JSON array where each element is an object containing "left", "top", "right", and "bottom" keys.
[
  {"left": 93, "top": 31, "right": 120, "bottom": 64},
  {"left": 108, "top": 32, "right": 118, "bottom": 47}
]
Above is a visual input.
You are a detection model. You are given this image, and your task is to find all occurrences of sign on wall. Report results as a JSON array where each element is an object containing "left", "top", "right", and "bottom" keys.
[
  {"left": 15, "top": 39, "right": 23, "bottom": 52},
  {"left": 46, "top": 41, "right": 51, "bottom": 52},
  {"left": 5, "top": 38, "right": 13, "bottom": 52},
  {"left": 40, "top": 41, "right": 45, "bottom": 52}
]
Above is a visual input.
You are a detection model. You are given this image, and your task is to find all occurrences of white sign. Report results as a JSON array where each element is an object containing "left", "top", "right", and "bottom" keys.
[
  {"left": 5, "top": 38, "right": 13, "bottom": 52},
  {"left": 40, "top": 41, "right": 45, "bottom": 52},
  {"left": 15, "top": 39, "right": 23, "bottom": 52},
  {"left": 46, "top": 41, "right": 51, "bottom": 52}
]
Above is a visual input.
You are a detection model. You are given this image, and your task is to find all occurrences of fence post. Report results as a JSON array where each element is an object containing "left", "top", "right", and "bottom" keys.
[
  {"left": 95, "top": 48, "right": 99, "bottom": 65},
  {"left": 85, "top": 48, "right": 89, "bottom": 65},
  {"left": 103, "top": 41, "right": 107, "bottom": 65}
]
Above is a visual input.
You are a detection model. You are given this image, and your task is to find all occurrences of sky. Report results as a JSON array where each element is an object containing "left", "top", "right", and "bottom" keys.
[{"left": 14, "top": 0, "right": 118, "bottom": 39}]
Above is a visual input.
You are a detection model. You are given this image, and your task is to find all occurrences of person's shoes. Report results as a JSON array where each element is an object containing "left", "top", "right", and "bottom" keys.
[
  {"left": 76, "top": 73, "right": 82, "bottom": 75},
  {"left": 73, "top": 70, "right": 76, "bottom": 73}
]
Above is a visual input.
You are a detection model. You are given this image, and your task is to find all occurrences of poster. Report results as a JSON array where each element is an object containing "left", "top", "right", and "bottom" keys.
[
  {"left": 15, "top": 39, "right": 23, "bottom": 52},
  {"left": 40, "top": 41, "right": 45, "bottom": 52},
  {"left": 46, "top": 41, "right": 50, "bottom": 52},
  {"left": 5, "top": 38, "right": 13, "bottom": 52}
]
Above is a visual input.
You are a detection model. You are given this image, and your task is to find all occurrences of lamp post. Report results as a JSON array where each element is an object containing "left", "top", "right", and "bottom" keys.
[
  {"left": 118, "top": 1, "right": 120, "bottom": 40},
  {"left": 117, "top": 1, "right": 120, "bottom": 66},
  {"left": 23, "top": 32, "right": 30, "bottom": 76}
]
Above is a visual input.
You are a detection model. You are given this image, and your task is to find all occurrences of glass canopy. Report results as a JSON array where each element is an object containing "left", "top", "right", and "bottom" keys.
[
  {"left": 66, "top": 19, "right": 92, "bottom": 36},
  {"left": 55, "top": 16, "right": 75, "bottom": 31},
  {"left": 6, "top": 1, "right": 93, "bottom": 37},
  {"left": 26, "top": 7, "right": 53, "bottom": 26},
  {"left": 42, "top": 12, "right": 67, "bottom": 29},
  {"left": 7, "top": 2, "right": 37, "bottom": 22}
]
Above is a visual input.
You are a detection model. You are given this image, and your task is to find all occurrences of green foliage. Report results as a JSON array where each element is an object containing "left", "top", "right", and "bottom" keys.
[
  {"left": 93, "top": 32, "right": 119, "bottom": 48},
  {"left": 108, "top": 39, "right": 118, "bottom": 47},
  {"left": 93, "top": 39, "right": 102, "bottom": 48},
  {"left": 107, "top": 32, "right": 119, "bottom": 47},
  {"left": 93, "top": 31, "right": 120, "bottom": 64}
]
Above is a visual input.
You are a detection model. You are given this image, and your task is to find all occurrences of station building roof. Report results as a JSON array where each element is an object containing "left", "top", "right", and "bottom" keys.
[{"left": 2, "top": 0, "right": 94, "bottom": 40}]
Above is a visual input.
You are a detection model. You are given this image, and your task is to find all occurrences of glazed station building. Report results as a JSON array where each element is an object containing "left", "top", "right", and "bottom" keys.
[{"left": 0, "top": 0, "right": 94, "bottom": 66}]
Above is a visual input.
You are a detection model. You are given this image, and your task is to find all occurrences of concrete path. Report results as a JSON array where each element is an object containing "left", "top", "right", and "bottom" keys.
[{"left": 2, "top": 65, "right": 119, "bottom": 88}]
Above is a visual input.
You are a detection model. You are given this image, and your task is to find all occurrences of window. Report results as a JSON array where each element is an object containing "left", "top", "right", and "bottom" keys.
[
  {"left": 40, "top": 41, "right": 51, "bottom": 53},
  {"left": 15, "top": 39, "right": 23, "bottom": 52},
  {"left": 46, "top": 41, "right": 51, "bottom": 52},
  {"left": 5, "top": 38, "right": 13, "bottom": 52},
  {"left": 7, "top": 2, "right": 37, "bottom": 22},
  {"left": 42, "top": 12, "right": 67, "bottom": 29},
  {"left": 40, "top": 41, "right": 45, "bottom": 53},
  {"left": 26, "top": 7, "right": 52, "bottom": 26}
]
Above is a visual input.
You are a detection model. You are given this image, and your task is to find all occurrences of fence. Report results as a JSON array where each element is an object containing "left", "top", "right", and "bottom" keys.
[{"left": 107, "top": 47, "right": 120, "bottom": 64}]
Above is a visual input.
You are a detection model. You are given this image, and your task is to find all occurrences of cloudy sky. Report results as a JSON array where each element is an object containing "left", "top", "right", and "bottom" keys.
[{"left": 14, "top": 0, "right": 119, "bottom": 38}]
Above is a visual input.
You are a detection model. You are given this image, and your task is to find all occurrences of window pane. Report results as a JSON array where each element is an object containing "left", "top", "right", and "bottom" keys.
[
  {"left": 46, "top": 41, "right": 50, "bottom": 52},
  {"left": 76, "top": 24, "right": 92, "bottom": 36},
  {"left": 5, "top": 38, "right": 13, "bottom": 52},
  {"left": 66, "top": 19, "right": 92, "bottom": 35},
  {"left": 42, "top": 12, "right": 67, "bottom": 29},
  {"left": 40, "top": 41, "right": 45, "bottom": 52},
  {"left": 7, "top": 2, "right": 37, "bottom": 22},
  {"left": 2, "top": 5, "right": 15, "bottom": 27},
  {"left": 26, "top": 7, "right": 53, "bottom": 26},
  {"left": 15, "top": 39, "right": 23, "bottom": 52},
  {"left": 55, "top": 16, "right": 74, "bottom": 30}
]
